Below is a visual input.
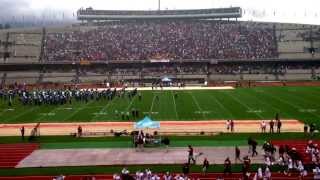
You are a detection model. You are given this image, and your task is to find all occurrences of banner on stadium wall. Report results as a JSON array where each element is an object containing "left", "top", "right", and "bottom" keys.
[
  {"left": 150, "top": 59, "right": 170, "bottom": 63},
  {"left": 80, "top": 59, "right": 90, "bottom": 65}
]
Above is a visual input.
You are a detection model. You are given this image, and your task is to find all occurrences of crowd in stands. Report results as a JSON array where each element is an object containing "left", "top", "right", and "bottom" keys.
[{"left": 45, "top": 21, "right": 277, "bottom": 61}]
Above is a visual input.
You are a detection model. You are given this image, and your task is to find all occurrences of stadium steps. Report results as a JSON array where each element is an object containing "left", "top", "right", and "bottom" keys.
[
  {"left": 0, "top": 143, "right": 39, "bottom": 168},
  {"left": 271, "top": 140, "right": 320, "bottom": 164}
]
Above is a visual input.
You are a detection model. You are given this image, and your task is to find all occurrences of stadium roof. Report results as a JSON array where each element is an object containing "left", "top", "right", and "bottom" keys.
[{"left": 77, "top": 7, "right": 242, "bottom": 20}]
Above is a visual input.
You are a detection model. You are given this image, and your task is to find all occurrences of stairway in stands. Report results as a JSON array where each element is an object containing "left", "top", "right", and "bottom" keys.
[
  {"left": 272, "top": 140, "right": 320, "bottom": 164},
  {"left": 0, "top": 143, "right": 39, "bottom": 168}
]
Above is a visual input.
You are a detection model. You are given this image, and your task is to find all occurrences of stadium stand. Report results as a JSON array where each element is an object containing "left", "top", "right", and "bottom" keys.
[
  {"left": 0, "top": 172, "right": 314, "bottom": 180},
  {"left": 0, "top": 143, "right": 39, "bottom": 168},
  {"left": 0, "top": 11, "right": 319, "bottom": 84},
  {"left": 44, "top": 21, "right": 278, "bottom": 61}
]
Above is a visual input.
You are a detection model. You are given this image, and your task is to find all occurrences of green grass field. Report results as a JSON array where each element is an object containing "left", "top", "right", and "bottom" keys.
[{"left": 1, "top": 86, "right": 320, "bottom": 125}]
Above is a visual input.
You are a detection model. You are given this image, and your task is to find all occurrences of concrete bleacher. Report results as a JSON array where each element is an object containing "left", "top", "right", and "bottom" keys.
[
  {"left": 0, "top": 143, "right": 39, "bottom": 168},
  {"left": 4, "top": 71, "right": 40, "bottom": 84},
  {"left": 42, "top": 71, "right": 76, "bottom": 83}
]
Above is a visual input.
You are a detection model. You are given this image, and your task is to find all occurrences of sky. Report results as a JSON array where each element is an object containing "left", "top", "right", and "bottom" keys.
[{"left": 0, "top": 0, "right": 320, "bottom": 25}]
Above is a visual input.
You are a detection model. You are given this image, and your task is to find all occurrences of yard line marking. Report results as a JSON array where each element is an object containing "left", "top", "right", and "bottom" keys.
[
  {"left": 149, "top": 94, "right": 156, "bottom": 117},
  {"left": 250, "top": 89, "right": 291, "bottom": 118},
  {"left": 34, "top": 105, "right": 65, "bottom": 122},
  {"left": 91, "top": 98, "right": 115, "bottom": 120},
  {"left": 125, "top": 95, "right": 137, "bottom": 112},
  {"left": 264, "top": 92, "right": 320, "bottom": 119},
  {"left": 5, "top": 106, "right": 39, "bottom": 123},
  {"left": 61, "top": 100, "right": 97, "bottom": 121},
  {"left": 189, "top": 91, "right": 206, "bottom": 120},
  {"left": 224, "top": 91, "right": 264, "bottom": 119},
  {"left": 171, "top": 91, "right": 179, "bottom": 120},
  {"left": 208, "top": 93, "right": 234, "bottom": 119}
]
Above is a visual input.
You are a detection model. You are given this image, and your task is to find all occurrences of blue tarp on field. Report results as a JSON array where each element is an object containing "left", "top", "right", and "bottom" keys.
[{"left": 134, "top": 116, "right": 160, "bottom": 129}]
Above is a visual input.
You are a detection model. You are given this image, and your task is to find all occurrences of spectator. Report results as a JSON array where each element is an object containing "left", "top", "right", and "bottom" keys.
[
  {"left": 224, "top": 157, "right": 232, "bottom": 175},
  {"left": 202, "top": 158, "right": 209, "bottom": 175}
]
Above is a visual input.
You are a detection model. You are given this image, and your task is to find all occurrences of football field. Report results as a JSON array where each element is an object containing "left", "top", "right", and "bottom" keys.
[{"left": 0, "top": 86, "right": 320, "bottom": 125}]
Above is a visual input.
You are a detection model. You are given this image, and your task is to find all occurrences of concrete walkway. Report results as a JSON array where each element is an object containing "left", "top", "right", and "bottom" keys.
[{"left": 17, "top": 146, "right": 275, "bottom": 168}]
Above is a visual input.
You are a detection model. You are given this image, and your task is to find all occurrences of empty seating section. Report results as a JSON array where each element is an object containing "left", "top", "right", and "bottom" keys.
[{"left": 0, "top": 143, "right": 39, "bottom": 168}]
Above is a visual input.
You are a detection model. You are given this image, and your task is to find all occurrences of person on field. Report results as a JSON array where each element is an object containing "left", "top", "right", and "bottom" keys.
[
  {"left": 242, "top": 156, "right": 251, "bottom": 179},
  {"left": 230, "top": 120, "right": 235, "bottom": 132},
  {"left": 252, "top": 139, "right": 258, "bottom": 157},
  {"left": 261, "top": 121, "right": 266, "bottom": 133},
  {"left": 77, "top": 125, "right": 82, "bottom": 137},
  {"left": 269, "top": 120, "right": 274, "bottom": 133},
  {"left": 20, "top": 126, "right": 25, "bottom": 140},
  {"left": 277, "top": 119, "right": 282, "bottom": 133},
  {"left": 226, "top": 120, "right": 230, "bottom": 132},
  {"left": 224, "top": 157, "right": 232, "bottom": 175},
  {"left": 235, "top": 146, "right": 242, "bottom": 163},
  {"left": 202, "top": 158, "right": 210, "bottom": 175},
  {"left": 187, "top": 145, "right": 196, "bottom": 164}
]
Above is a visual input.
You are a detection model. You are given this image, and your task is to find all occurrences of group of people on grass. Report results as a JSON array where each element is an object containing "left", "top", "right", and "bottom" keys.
[{"left": 1, "top": 87, "right": 138, "bottom": 107}]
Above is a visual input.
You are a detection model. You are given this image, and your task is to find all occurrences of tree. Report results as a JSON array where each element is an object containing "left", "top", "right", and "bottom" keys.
[{"left": 0, "top": 24, "right": 3, "bottom": 29}]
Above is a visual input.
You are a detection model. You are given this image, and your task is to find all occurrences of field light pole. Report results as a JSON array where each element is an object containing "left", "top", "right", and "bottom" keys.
[{"left": 158, "top": 0, "right": 161, "bottom": 11}]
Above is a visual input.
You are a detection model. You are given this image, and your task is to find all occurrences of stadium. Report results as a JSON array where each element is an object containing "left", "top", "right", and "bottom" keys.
[{"left": 0, "top": 1, "right": 320, "bottom": 179}]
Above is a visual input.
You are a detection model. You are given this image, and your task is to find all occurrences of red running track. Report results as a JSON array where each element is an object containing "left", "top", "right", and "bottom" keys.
[
  {"left": 0, "top": 143, "right": 39, "bottom": 168},
  {"left": 0, "top": 173, "right": 314, "bottom": 180},
  {"left": 272, "top": 140, "right": 320, "bottom": 164}
]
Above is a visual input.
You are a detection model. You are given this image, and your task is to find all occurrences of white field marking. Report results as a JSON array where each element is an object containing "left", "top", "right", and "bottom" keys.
[
  {"left": 6, "top": 106, "right": 39, "bottom": 123},
  {"left": 189, "top": 92, "right": 206, "bottom": 119},
  {"left": 224, "top": 92, "right": 264, "bottom": 119},
  {"left": 171, "top": 91, "right": 179, "bottom": 120},
  {"left": 92, "top": 96, "right": 120, "bottom": 121},
  {"left": 125, "top": 95, "right": 137, "bottom": 112},
  {"left": 194, "top": 111, "right": 212, "bottom": 114},
  {"left": 251, "top": 89, "right": 291, "bottom": 118},
  {"left": 92, "top": 112, "right": 108, "bottom": 116},
  {"left": 208, "top": 94, "right": 234, "bottom": 119},
  {"left": 149, "top": 94, "right": 156, "bottom": 115},
  {"left": 247, "top": 109, "right": 263, "bottom": 113},
  {"left": 265, "top": 92, "right": 320, "bottom": 119},
  {"left": 82, "top": 86, "right": 235, "bottom": 91},
  {"left": 39, "top": 112, "right": 56, "bottom": 116},
  {"left": 0, "top": 108, "right": 14, "bottom": 117},
  {"left": 61, "top": 100, "right": 97, "bottom": 121},
  {"left": 143, "top": 111, "right": 159, "bottom": 115},
  {"left": 62, "top": 107, "right": 73, "bottom": 110},
  {"left": 299, "top": 109, "right": 317, "bottom": 113}
]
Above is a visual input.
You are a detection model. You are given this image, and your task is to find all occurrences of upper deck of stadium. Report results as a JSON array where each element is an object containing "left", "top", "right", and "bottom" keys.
[{"left": 77, "top": 7, "right": 242, "bottom": 20}]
